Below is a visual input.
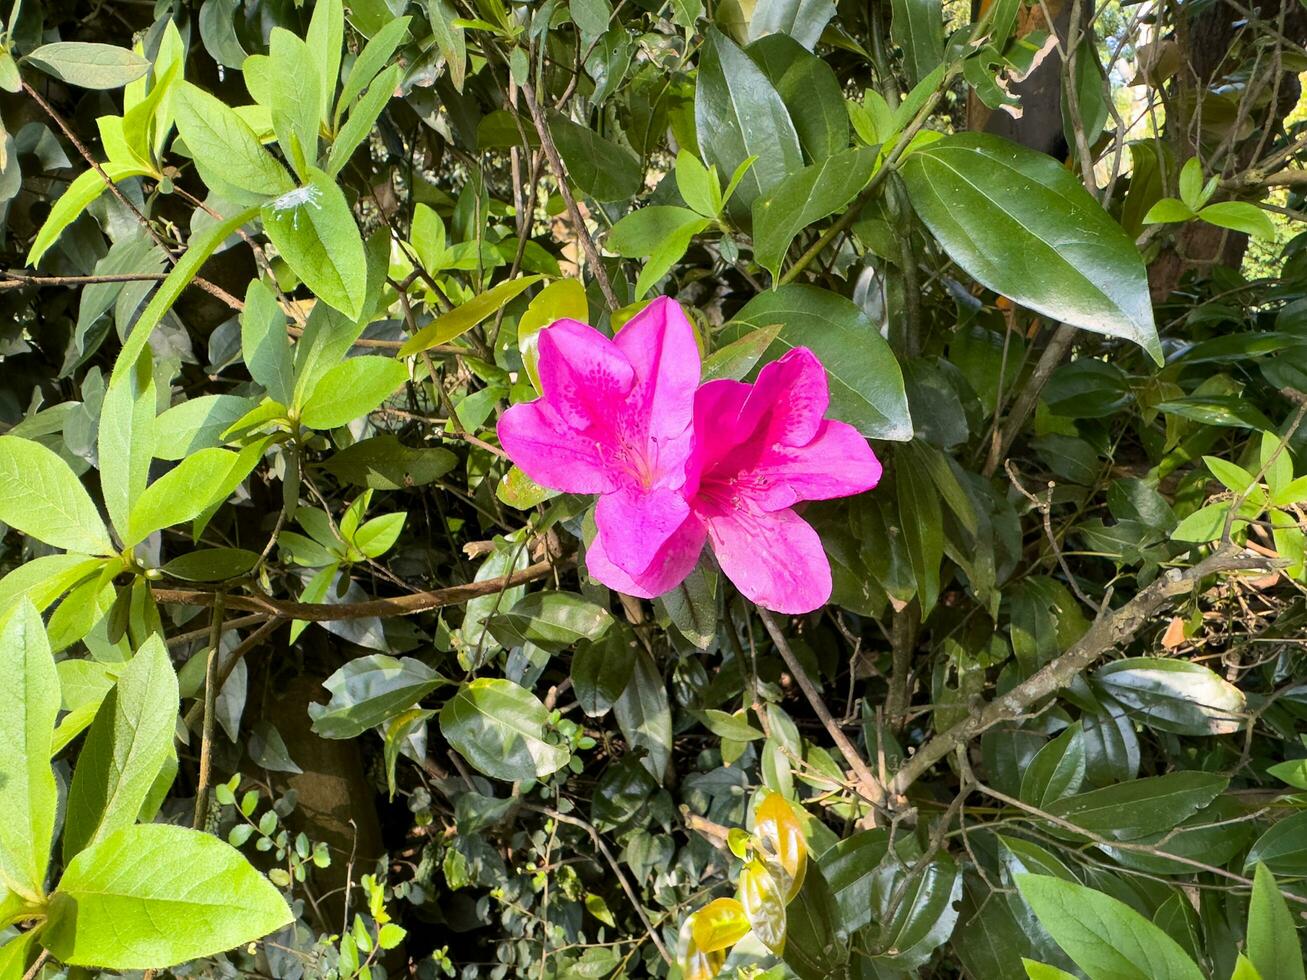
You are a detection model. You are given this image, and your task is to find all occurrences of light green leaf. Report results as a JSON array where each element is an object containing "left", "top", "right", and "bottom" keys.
[
  {"left": 0, "top": 601, "right": 59, "bottom": 902},
  {"left": 154, "top": 394, "right": 260, "bottom": 460},
  {"left": 63, "top": 635, "right": 178, "bottom": 861},
  {"left": 25, "top": 42, "right": 150, "bottom": 89},
  {"left": 747, "top": 0, "right": 836, "bottom": 50},
  {"left": 0, "top": 436, "right": 114, "bottom": 555},
  {"left": 326, "top": 63, "right": 401, "bottom": 176},
  {"left": 300, "top": 356, "right": 407, "bottom": 429},
  {"left": 43, "top": 823, "right": 292, "bottom": 969},
  {"left": 1014, "top": 874, "right": 1204, "bottom": 980},
  {"left": 439, "top": 677, "right": 570, "bottom": 782},
  {"left": 0, "top": 555, "right": 106, "bottom": 615},
  {"left": 338, "top": 17, "right": 410, "bottom": 117},
  {"left": 901, "top": 133, "right": 1161, "bottom": 362},
  {"left": 266, "top": 29, "right": 323, "bottom": 177},
  {"left": 702, "top": 323, "right": 784, "bottom": 382},
  {"left": 261, "top": 169, "right": 367, "bottom": 319},
  {"left": 728, "top": 285, "right": 912, "bottom": 440},
  {"left": 1022, "top": 960, "right": 1078, "bottom": 980},
  {"left": 126, "top": 448, "right": 241, "bottom": 547},
  {"left": 753, "top": 145, "right": 877, "bottom": 279},
  {"left": 305, "top": 0, "right": 343, "bottom": 122},
  {"left": 399, "top": 275, "right": 543, "bottom": 356},
  {"left": 1142, "top": 197, "right": 1195, "bottom": 224},
  {"left": 174, "top": 82, "right": 293, "bottom": 204},
  {"left": 240, "top": 281, "right": 295, "bottom": 404},
  {"left": 1248, "top": 861, "right": 1307, "bottom": 980},
  {"left": 426, "top": 0, "right": 467, "bottom": 92},
  {"left": 28, "top": 163, "right": 152, "bottom": 267},
  {"left": 98, "top": 350, "right": 156, "bottom": 538},
  {"left": 1199, "top": 201, "right": 1278, "bottom": 239}
]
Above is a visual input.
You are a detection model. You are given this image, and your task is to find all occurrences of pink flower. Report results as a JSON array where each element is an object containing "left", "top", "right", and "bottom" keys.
[
  {"left": 498, "top": 297, "right": 882, "bottom": 614},
  {"left": 498, "top": 297, "right": 703, "bottom": 592}
]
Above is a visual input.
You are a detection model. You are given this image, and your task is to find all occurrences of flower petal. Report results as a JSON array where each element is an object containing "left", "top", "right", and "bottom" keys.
[
  {"left": 614, "top": 296, "right": 700, "bottom": 458},
  {"left": 742, "top": 347, "right": 829, "bottom": 447},
  {"left": 586, "top": 511, "right": 706, "bottom": 599},
  {"left": 498, "top": 401, "right": 617, "bottom": 494},
  {"left": 537, "top": 319, "right": 636, "bottom": 431},
  {"left": 746, "top": 420, "right": 883, "bottom": 511},
  {"left": 594, "top": 484, "right": 692, "bottom": 576},
  {"left": 705, "top": 504, "right": 832, "bottom": 614}
]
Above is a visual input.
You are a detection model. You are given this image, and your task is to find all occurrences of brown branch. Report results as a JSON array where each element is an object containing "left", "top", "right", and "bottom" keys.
[
  {"left": 889, "top": 545, "right": 1277, "bottom": 797},
  {"left": 153, "top": 558, "right": 566, "bottom": 620},
  {"left": 519, "top": 81, "right": 620, "bottom": 312},
  {"left": 192, "top": 596, "right": 225, "bottom": 830},
  {"left": 183, "top": 616, "right": 287, "bottom": 730},
  {"left": 757, "top": 608, "right": 890, "bottom": 813},
  {"left": 983, "top": 322, "right": 1077, "bottom": 478}
]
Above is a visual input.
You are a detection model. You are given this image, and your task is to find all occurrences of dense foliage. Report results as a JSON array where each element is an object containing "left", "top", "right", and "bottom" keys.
[{"left": 1, "top": 0, "right": 1307, "bottom": 975}]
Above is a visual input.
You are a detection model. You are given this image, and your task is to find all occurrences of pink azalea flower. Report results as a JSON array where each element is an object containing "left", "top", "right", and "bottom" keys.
[
  {"left": 498, "top": 296, "right": 882, "bottom": 614},
  {"left": 498, "top": 297, "right": 703, "bottom": 593}
]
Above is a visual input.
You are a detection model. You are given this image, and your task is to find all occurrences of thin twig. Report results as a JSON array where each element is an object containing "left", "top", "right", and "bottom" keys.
[
  {"left": 757, "top": 609, "right": 890, "bottom": 814},
  {"left": 154, "top": 557, "right": 566, "bottom": 620},
  {"left": 519, "top": 81, "right": 620, "bottom": 312},
  {"left": 192, "top": 595, "right": 225, "bottom": 830}
]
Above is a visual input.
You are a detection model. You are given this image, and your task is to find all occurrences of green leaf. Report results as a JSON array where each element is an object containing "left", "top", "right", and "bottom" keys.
[
  {"left": 154, "top": 394, "right": 259, "bottom": 460},
  {"left": 261, "top": 169, "right": 368, "bottom": 319},
  {"left": 889, "top": 0, "right": 944, "bottom": 86},
  {"left": 572, "top": 628, "right": 636, "bottom": 718},
  {"left": 1094, "top": 658, "right": 1246, "bottom": 735},
  {"left": 439, "top": 677, "right": 569, "bottom": 782},
  {"left": 699, "top": 709, "right": 763, "bottom": 741},
  {"left": 728, "top": 285, "right": 911, "bottom": 440},
  {"left": 753, "top": 146, "right": 877, "bottom": 278},
  {"left": 612, "top": 649, "right": 672, "bottom": 781},
  {"left": 98, "top": 351, "right": 156, "bottom": 539},
  {"left": 901, "top": 133, "right": 1161, "bottom": 362},
  {"left": 518, "top": 278, "right": 588, "bottom": 389},
  {"left": 0, "top": 436, "right": 114, "bottom": 555},
  {"left": 426, "top": 0, "right": 467, "bottom": 92},
  {"left": 0, "top": 555, "right": 105, "bottom": 615},
  {"left": 695, "top": 27, "right": 803, "bottom": 220},
  {"left": 1178, "top": 158, "right": 1204, "bottom": 211},
  {"left": 354, "top": 512, "right": 406, "bottom": 558},
  {"left": 63, "top": 635, "right": 178, "bottom": 862},
  {"left": 675, "top": 149, "right": 720, "bottom": 217},
  {"left": 1144, "top": 197, "right": 1196, "bottom": 224},
  {"left": 305, "top": 0, "right": 343, "bottom": 123},
  {"left": 1019, "top": 723, "right": 1086, "bottom": 807},
  {"left": 896, "top": 442, "right": 944, "bottom": 615},
  {"left": 174, "top": 83, "right": 293, "bottom": 204},
  {"left": 338, "top": 17, "right": 410, "bottom": 117},
  {"left": 747, "top": 0, "right": 836, "bottom": 49},
  {"left": 25, "top": 42, "right": 150, "bottom": 89},
  {"left": 606, "top": 205, "right": 709, "bottom": 298},
  {"left": 1246, "top": 811, "right": 1307, "bottom": 876},
  {"left": 308, "top": 655, "right": 443, "bottom": 739},
  {"left": 656, "top": 557, "right": 718, "bottom": 648},
  {"left": 111, "top": 206, "right": 262, "bottom": 387},
  {"left": 702, "top": 323, "right": 784, "bottom": 382},
  {"left": 485, "top": 592, "right": 614, "bottom": 653},
  {"left": 398, "top": 275, "right": 543, "bottom": 356},
  {"left": 1014, "top": 874, "right": 1205, "bottom": 980},
  {"left": 1022, "top": 960, "right": 1079, "bottom": 980},
  {"left": 548, "top": 112, "right": 642, "bottom": 202},
  {"left": 43, "top": 824, "right": 292, "bottom": 968},
  {"left": 1248, "top": 861, "right": 1307, "bottom": 980},
  {"left": 126, "top": 448, "right": 242, "bottom": 547},
  {"left": 747, "top": 34, "right": 849, "bottom": 164},
  {"left": 28, "top": 163, "right": 153, "bottom": 267},
  {"left": 1199, "top": 201, "right": 1278, "bottom": 239},
  {"left": 0, "top": 601, "right": 59, "bottom": 902},
  {"left": 1233, "top": 954, "right": 1267, "bottom": 980},
  {"left": 299, "top": 356, "right": 407, "bottom": 429},
  {"left": 240, "top": 280, "right": 295, "bottom": 404},
  {"left": 1044, "top": 771, "right": 1228, "bottom": 842},
  {"left": 266, "top": 29, "right": 324, "bottom": 177},
  {"left": 161, "top": 548, "right": 261, "bottom": 581},
  {"left": 320, "top": 435, "right": 458, "bottom": 490},
  {"left": 326, "top": 63, "right": 401, "bottom": 176}
]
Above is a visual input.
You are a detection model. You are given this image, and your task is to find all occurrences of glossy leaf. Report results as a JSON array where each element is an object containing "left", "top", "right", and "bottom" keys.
[
  {"left": 0, "top": 436, "right": 114, "bottom": 555},
  {"left": 309, "top": 655, "right": 444, "bottom": 739},
  {"left": 439, "top": 678, "right": 569, "bottom": 781},
  {"left": 901, "top": 133, "right": 1161, "bottom": 362}
]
